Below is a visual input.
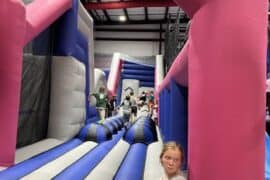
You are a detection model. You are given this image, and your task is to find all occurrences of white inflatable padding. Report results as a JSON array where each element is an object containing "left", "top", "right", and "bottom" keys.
[
  {"left": 144, "top": 140, "right": 164, "bottom": 180},
  {"left": 15, "top": 138, "right": 64, "bottom": 163},
  {"left": 85, "top": 139, "right": 130, "bottom": 180},
  {"left": 48, "top": 56, "right": 86, "bottom": 140}
]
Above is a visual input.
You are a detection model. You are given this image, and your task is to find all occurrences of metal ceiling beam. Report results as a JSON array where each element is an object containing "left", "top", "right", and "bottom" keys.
[
  {"left": 123, "top": 9, "right": 129, "bottom": 21},
  {"left": 95, "top": 37, "right": 165, "bottom": 42},
  {"left": 95, "top": 19, "right": 189, "bottom": 25},
  {"left": 164, "top": 7, "right": 169, "bottom": 20},
  {"left": 84, "top": 0, "right": 177, "bottom": 10},
  {"left": 95, "top": 28, "right": 166, "bottom": 32},
  {"left": 96, "top": 0, "right": 111, "bottom": 21},
  {"left": 88, "top": 10, "right": 98, "bottom": 22},
  {"left": 121, "top": 0, "right": 129, "bottom": 21},
  {"left": 144, "top": 7, "right": 148, "bottom": 21}
]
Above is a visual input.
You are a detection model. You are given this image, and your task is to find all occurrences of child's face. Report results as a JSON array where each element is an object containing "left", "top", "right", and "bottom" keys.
[{"left": 161, "top": 148, "right": 182, "bottom": 177}]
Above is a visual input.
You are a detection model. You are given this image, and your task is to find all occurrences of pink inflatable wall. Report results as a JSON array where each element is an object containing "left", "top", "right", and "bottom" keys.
[
  {"left": 0, "top": 0, "right": 26, "bottom": 167},
  {"left": 107, "top": 56, "right": 122, "bottom": 97},
  {"left": 0, "top": 0, "right": 71, "bottom": 167},
  {"left": 158, "top": 0, "right": 268, "bottom": 179}
]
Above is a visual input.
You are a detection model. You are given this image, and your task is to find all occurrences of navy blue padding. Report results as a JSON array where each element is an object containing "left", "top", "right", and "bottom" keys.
[
  {"left": 78, "top": 123, "right": 92, "bottom": 141},
  {"left": 159, "top": 90, "right": 164, "bottom": 137},
  {"left": 86, "top": 105, "right": 99, "bottom": 124},
  {"left": 88, "top": 105, "right": 98, "bottom": 118},
  {"left": 124, "top": 127, "right": 135, "bottom": 144},
  {"left": 53, "top": 0, "right": 78, "bottom": 56},
  {"left": 265, "top": 133, "right": 270, "bottom": 179},
  {"left": 159, "top": 91, "right": 164, "bottom": 135},
  {"left": 169, "top": 80, "right": 188, "bottom": 169},
  {"left": 0, "top": 139, "right": 82, "bottom": 179},
  {"left": 103, "top": 68, "right": 110, "bottom": 80},
  {"left": 115, "top": 118, "right": 124, "bottom": 127},
  {"left": 122, "top": 69, "right": 154, "bottom": 76},
  {"left": 123, "top": 64, "right": 154, "bottom": 71},
  {"left": 105, "top": 116, "right": 121, "bottom": 130},
  {"left": 123, "top": 61, "right": 154, "bottom": 67},
  {"left": 96, "top": 124, "right": 112, "bottom": 143},
  {"left": 85, "top": 116, "right": 99, "bottom": 124},
  {"left": 78, "top": 123, "right": 112, "bottom": 143},
  {"left": 116, "top": 77, "right": 122, "bottom": 106},
  {"left": 74, "top": 32, "right": 88, "bottom": 63},
  {"left": 112, "top": 120, "right": 122, "bottom": 130},
  {"left": 110, "top": 120, "right": 121, "bottom": 131},
  {"left": 32, "top": 27, "right": 52, "bottom": 55},
  {"left": 163, "top": 88, "right": 170, "bottom": 142},
  {"left": 139, "top": 81, "right": 155, "bottom": 87},
  {"left": 114, "top": 143, "right": 147, "bottom": 180},
  {"left": 103, "top": 121, "right": 117, "bottom": 134},
  {"left": 122, "top": 74, "right": 154, "bottom": 82},
  {"left": 54, "top": 130, "right": 125, "bottom": 180},
  {"left": 124, "top": 117, "right": 157, "bottom": 145}
]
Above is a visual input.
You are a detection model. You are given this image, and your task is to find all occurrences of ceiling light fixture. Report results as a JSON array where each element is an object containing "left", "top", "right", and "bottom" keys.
[{"left": 119, "top": 15, "right": 126, "bottom": 21}]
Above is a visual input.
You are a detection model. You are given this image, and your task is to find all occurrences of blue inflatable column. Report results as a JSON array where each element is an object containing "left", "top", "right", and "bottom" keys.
[
  {"left": 169, "top": 80, "right": 188, "bottom": 169},
  {"left": 163, "top": 88, "right": 170, "bottom": 142},
  {"left": 116, "top": 76, "right": 123, "bottom": 106},
  {"left": 159, "top": 91, "right": 164, "bottom": 135}
]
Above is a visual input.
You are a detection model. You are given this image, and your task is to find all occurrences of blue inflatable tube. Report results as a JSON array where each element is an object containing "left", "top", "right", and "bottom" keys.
[
  {"left": 266, "top": 133, "right": 270, "bottom": 179},
  {"left": 123, "top": 64, "right": 154, "bottom": 71},
  {"left": 124, "top": 117, "right": 157, "bottom": 145},
  {"left": 122, "top": 74, "right": 154, "bottom": 82},
  {"left": 55, "top": 130, "right": 125, "bottom": 180},
  {"left": 0, "top": 139, "right": 82, "bottom": 179},
  {"left": 140, "top": 81, "right": 155, "bottom": 87},
  {"left": 114, "top": 143, "right": 147, "bottom": 180},
  {"left": 122, "top": 69, "right": 154, "bottom": 76}
]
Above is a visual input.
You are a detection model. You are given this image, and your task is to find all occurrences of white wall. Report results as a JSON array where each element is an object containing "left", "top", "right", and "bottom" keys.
[
  {"left": 95, "top": 41, "right": 164, "bottom": 57},
  {"left": 94, "top": 24, "right": 165, "bottom": 57}
]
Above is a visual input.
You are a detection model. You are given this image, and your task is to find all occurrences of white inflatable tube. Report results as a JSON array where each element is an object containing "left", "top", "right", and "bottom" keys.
[{"left": 85, "top": 140, "right": 130, "bottom": 180}]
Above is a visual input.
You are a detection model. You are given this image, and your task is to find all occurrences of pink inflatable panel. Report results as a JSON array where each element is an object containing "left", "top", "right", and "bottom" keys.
[
  {"left": 0, "top": 0, "right": 26, "bottom": 166},
  {"left": 158, "top": 0, "right": 268, "bottom": 179},
  {"left": 24, "top": 0, "right": 72, "bottom": 45},
  {"left": 157, "top": 40, "right": 189, "bottom": 94},
  {"left": 107, "top": 58, "right": 122, "bottom": 97}
]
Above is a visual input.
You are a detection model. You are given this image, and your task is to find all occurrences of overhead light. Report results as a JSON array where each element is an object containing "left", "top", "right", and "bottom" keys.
[{"left": 119, "top": 15, "right": 126, "bottom": 21}]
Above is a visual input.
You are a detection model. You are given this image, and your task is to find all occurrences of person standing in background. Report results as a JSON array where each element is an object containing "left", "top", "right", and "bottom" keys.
[
  {"left": 92, "top": 86, "right": 108, "bottom": 121},
  {"left": 130, "top": 91, "right": 137, "bottom": 122}
]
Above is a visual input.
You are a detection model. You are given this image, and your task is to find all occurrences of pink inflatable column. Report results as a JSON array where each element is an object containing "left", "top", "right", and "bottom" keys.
[
  {"left": 0, "top": 0, "right": 26, "bottom": 166},
  {"left": 107, "top": 53, "right": 122, "bottom": 97},
  {"left": 174, "top": 0, "right": 268, "bottom": 179}
]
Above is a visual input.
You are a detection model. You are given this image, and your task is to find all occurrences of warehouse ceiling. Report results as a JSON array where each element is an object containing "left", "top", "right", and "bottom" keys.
[{"left": 81, "top": 0, "right": 189, "bottom": 25}]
